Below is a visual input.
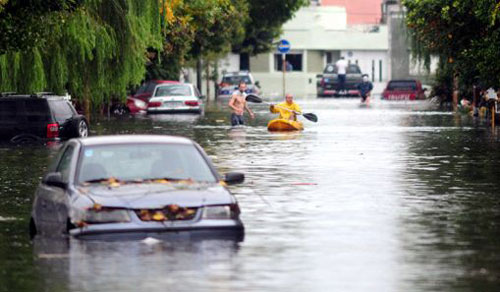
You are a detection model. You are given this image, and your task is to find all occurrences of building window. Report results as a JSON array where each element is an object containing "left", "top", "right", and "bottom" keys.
[
  {"left": 326, "top": 52, "right": 332, "bottom": 64},
  {"left": 274, "top": 53, "right": 303, "bottom": 72}
]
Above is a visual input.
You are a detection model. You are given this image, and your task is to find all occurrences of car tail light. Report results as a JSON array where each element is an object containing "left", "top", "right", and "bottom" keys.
[
  {"left": 46, "top": 123, "right": 59, "bottom": 138},
  {"left": 410, "top": 93, "right": 416, "bottom": 100},
  {"left": 184, "top": 100, "right": 199, "bottom": 106},
  {"left": 148, "top": 101, "right": 162, "bottom": 108}
]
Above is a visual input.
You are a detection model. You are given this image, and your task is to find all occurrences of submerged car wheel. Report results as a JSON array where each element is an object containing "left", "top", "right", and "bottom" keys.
[
  {"left": 10, "top": 134, "right": 43, "bottom": 145},
  {"left": 111, "top": 104, "right": 130, "bottom": 116}
]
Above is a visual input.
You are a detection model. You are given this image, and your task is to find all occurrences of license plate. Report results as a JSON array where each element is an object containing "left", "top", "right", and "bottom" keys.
[
  {"left": 163, "top": 101, "right": 183, "bottom": 108},
  {"left": 389, "top": 94, "right": 409, "bottom": 100}
]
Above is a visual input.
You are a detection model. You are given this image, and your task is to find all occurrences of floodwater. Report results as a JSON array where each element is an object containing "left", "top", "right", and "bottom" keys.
[{"left": 1, "top": 96, "right": 500, "bottom": 292}]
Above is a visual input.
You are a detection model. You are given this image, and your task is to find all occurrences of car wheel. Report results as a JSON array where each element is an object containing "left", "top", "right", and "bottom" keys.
[
  {"left": 77, "top": 119, "right": 89, "bottom": 137},
  {"left": 10, "top": 134, "right": 43, "bottom": 145},
  {"left": 111, "top": 104, "right": 130, "bottom": 116}
]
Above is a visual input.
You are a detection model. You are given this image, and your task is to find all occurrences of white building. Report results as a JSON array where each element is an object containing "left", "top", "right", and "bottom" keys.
[{"left": 218, "top": 6, "right": 389, "bottom": 97}]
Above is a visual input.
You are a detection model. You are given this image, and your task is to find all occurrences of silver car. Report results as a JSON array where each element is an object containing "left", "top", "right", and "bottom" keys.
[
  {"left": 147, "top": 83, "right": 204, "bottom": 114},
  {"left": 29, "top": 135, "right": 245, "bottom": 240}
]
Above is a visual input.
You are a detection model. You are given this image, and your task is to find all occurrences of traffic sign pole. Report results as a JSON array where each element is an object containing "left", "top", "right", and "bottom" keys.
[
  {"left": 277, "top": 39, "right": 291, "bottom": 99},
  {"left": 282, "top": 53, "right": 286, "bottom": 98}
]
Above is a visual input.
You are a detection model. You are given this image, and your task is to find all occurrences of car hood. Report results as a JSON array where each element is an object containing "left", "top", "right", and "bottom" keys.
[{"left": 77, "top": 183, "right": 234, "bottom": 209}]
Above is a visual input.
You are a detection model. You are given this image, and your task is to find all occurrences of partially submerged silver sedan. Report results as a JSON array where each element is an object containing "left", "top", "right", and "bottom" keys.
[{"left": 30, "top": 135, "right": 244, "bottom": 239}]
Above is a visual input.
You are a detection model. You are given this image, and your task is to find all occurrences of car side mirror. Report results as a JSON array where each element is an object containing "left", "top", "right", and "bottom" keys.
[
  {"left": 43, "top": 172, "right": 67, "bottom": 189},
  {"left": 224, "top": 172, "right": 244, "bottom": 185},
  {"left": 316, "top": 74, "right": 323, "bottom": 78}
]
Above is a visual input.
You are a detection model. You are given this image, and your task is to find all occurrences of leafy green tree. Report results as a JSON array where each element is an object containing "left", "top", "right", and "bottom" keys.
[
  {"left": 404, "top": 0, "right": 500, "bottom": 96},
  {"left": 0, "top": 0, "right": 83, "bottom": 53},
  {"left": 148, "top": 0, "right": 248, "bottom": 86},
  {"left": 0, "top": 0, "right": 162, "bottom": 119},
  {"left": 234, "top": 0, "right": 307, "bottom": 55}
]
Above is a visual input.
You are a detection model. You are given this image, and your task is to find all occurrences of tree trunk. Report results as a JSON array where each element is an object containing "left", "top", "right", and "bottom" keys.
[
  {"left": 205, "top": 61, "right": 210, "bottom": 102},
  {"left": 196, "top": 58, "right": 202, "bottom": 93},
  {"left": 214, "top": 60, "right": 219, "bottom": 101},
  {"left": 452, "top": 73, "right": 459, "bottom": 111},
  {"left": 83, "top": 77, "right": 91, "bottom": 122}
]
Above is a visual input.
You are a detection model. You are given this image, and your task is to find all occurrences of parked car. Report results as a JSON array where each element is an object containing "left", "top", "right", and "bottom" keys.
[
  {"left": 0, "top": 93, "right": 89, "bottom": 144},
  {"left": 317, "top": 64, "right": 363, "bottom": 97},
  {"left": 382, "top": 79, "right": 427, "bottom": 100},
  {"left": 147, "top": 83, "right": 204, "bottom": 114},
  {"left": 29, "top": 135, "right": 245, "bottom": 239},
  {"left": 133, "top": 80, "right": 179, "bottom": 103},
  {"left": 217, "top": 71, "right": 260, "bottom": 99}
]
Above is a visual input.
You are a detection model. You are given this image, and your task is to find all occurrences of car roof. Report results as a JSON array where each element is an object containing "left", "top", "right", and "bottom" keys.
[
  {"left": 0, "top": 94, "right": 68, "bottom": 101},
  {"left": 149, "top": 80, "right": 180, "bottom": 84},
  {"left": 223, "top": 71, "right": 251, "bottom": 76},
  {"left": 154, "top": 82, "right": 192, "bottom": 87},
  {"left": 76, "top": 135, "right": 194, "bottom": 146},
  {"left": 388, "top": 79, "right": 419, "bottom": 83}
]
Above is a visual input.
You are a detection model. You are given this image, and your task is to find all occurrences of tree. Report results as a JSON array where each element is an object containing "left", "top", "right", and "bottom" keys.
[
  {"left": 234, "top": 0, "right": 307, "bottom": 55},
  {"left": 0, "top": 0, "right": 163, "bottom": 119},
  {"left": 0, "top": 0, "right": 83, "bottom": 53},
  {"left": 147, "top": 0, "right": 248, "bottom": 91},
  {"left": 404, "top": 0, "right": 500, "bottom": 98}
]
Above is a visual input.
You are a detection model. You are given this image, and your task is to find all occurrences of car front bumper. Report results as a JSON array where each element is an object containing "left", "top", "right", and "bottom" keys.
[{"left": 69, "top": 219, "right": 244, "bottom": 240}]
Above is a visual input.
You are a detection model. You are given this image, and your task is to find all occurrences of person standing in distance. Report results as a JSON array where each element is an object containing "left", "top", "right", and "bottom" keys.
[
  {"left": 335, "top": 57, "right": 348, "bottom": 95},
  {"left": 228, "top": 81, "right": 255, "bottom": 126}
]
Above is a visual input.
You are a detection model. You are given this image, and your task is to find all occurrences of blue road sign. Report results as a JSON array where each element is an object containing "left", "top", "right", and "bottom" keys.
[{"left": 277, "top": 39, "right": 291, "bottom": 54}]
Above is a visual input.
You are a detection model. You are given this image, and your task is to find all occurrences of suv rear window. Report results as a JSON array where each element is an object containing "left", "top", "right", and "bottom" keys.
[
  {"left": 387, "top": 81, "right": 417, "bottom": 90},
  {"left": 222, "top": 75, "right": 252, "bottom": 85},
  {"left": 324, "top": 64, "right": 361, "bottom": 74},
  {"left": 24, "top": 100, "right": 50, "bottom": 122},
  {"left": 49, "top": 100, "right": 74, "bottom": 122}
]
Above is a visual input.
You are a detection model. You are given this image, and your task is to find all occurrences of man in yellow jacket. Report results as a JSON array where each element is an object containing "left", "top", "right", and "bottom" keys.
[{"left": 270, "top": 93, "right": 302, "bottom": 120}]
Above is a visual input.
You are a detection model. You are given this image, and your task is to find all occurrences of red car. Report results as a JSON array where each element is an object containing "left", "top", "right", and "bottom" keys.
[{"left": 382, "top": 79, "right": 427, "bottom": 100}]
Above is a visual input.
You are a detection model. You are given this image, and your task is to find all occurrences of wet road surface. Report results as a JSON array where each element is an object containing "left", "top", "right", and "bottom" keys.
[{"left": 1, "top": 96, "right": 500, "bottom": 291}]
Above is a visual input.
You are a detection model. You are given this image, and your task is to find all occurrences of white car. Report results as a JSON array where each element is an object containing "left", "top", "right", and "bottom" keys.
[
  {"left": 147, "top": 83, "right": 204, "bottom": 114},
  {"left": 217, "top": 71, "right": 260, "bottom": 99}
]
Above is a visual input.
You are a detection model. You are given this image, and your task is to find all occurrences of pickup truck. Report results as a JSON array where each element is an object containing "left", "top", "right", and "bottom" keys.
[{"left": 317, "top": 63, "right": 363, "bottom": 97}]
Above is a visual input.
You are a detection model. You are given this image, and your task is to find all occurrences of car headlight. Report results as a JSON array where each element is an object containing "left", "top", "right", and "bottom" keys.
[
  {"left": 134, "top": 99, "right": 146, "bottom": 108},
  {"left": 73, "top": 207, "right": 131, "bottom": 225},
  {"left": 202, "top": 205, "right": 239, "bottom": 220}
]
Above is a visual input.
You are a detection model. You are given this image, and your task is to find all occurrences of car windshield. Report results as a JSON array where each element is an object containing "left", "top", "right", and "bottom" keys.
[
  {"left": 77, "top": 143, "right": 217, "bottom": 184},
  {"left": 154, "top": 85, "right": 192, "bottom": 97},
  {"left": 387, "top": 81, "right": 417, "bottom": 91},
  {"left": 323, "top": 65, "right": 361, "bottom": 74},
  {"left": 222, "top": 75, "right": 252, "bottom": 85}
]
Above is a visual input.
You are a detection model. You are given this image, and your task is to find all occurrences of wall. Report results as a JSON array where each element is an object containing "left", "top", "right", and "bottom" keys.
[{"left": 321, "top": 0, "right": 383, "bottom": 24}]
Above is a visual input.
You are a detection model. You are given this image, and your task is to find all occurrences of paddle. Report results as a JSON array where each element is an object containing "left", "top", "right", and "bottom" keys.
[{"left": 246, "top": 94, "right": 318, "bottom": 123}]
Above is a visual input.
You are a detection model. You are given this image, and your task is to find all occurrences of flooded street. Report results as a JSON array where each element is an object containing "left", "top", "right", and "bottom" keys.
[{"left": 1, "top": 96, "right": 500, "bottom": 291}]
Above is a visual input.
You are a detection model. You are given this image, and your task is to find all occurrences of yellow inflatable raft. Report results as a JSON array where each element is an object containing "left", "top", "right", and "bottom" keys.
[{"left": 267, "top": 119, "right": 304, "bottom": 131}]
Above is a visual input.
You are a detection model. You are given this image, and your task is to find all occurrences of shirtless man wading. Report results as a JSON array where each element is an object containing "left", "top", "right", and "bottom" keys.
[{"left": 228, "top": 81, "right": 255, "bottom": 126}]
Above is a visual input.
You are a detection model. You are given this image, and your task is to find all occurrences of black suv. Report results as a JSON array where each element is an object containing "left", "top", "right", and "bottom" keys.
[
  {"left": 317, "top": 64, "right": 363, "bottom": 97},
  {"left": 0, "top": 93, "right": 89, "bottom": 144}
]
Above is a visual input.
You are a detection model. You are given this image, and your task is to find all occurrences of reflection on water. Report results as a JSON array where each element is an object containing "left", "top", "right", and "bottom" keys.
[
  {"left": 33, "top": 237, "right": 241, "bottom": 291},
  {"left": 1, "top": 98, "right": 500, "bottom": 291}
]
